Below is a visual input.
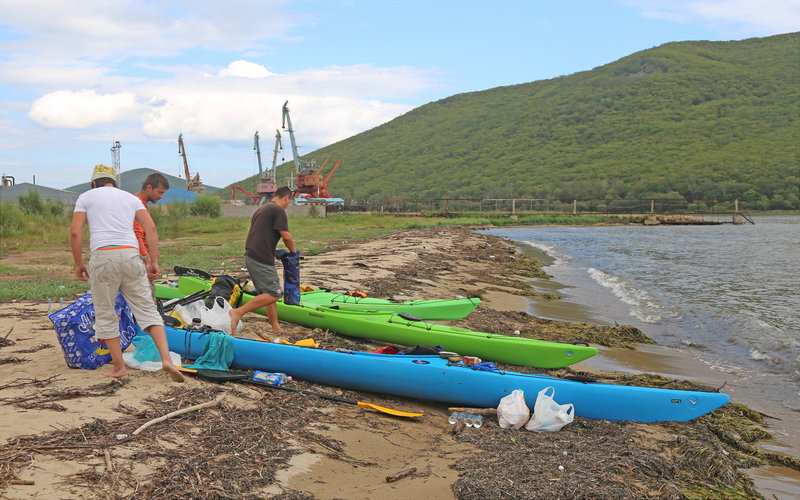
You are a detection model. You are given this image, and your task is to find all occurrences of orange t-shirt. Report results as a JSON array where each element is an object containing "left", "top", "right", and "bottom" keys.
[{"left": 133, "top": 193, "right": 149, "bottom": 256}]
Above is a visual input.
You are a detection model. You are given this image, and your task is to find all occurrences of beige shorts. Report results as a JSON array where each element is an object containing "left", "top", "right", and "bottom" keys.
[{"left": 88, "top": 247, "right": 163, "bottom": 339}]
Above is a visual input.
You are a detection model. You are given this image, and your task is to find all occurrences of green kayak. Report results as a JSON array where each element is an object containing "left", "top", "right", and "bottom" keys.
[
  {"left": 160, "top": 276, "right": 597, "bottom": 369},
  {"left": 155, "top": 277, "right": 480, "bottom": 320}
]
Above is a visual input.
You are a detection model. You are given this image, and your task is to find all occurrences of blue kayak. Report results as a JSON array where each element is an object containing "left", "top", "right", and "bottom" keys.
[{"left": 165, "top": 327, "right": 730, "bottom": 422}]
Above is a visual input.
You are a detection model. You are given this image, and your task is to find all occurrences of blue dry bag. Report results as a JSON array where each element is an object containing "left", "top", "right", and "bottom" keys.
[
  {"left": 277, "top": 250, "right": 301, "bottom": 305},
  {"left": 48, "top": 292, "right": 142, "bottom": 369}
]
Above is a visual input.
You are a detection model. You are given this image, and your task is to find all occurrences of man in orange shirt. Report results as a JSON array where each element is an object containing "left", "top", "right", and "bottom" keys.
[{"left": 133, "top": 173, "right": 169, "bottom": 282}]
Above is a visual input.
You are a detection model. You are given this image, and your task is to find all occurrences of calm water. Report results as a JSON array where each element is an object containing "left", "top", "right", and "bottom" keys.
[{"left": 484, "top": 215, "right": 800, "bottom": 416}]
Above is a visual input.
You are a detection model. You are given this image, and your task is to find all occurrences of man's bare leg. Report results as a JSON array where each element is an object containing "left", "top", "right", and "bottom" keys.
[
  {"left": 264, "top": 302, "right": 283, "bottom": 334},
  {"left": 147, "top": 325, "right": 185, "bottom": 382},
  {"left": 229, "top": 293, "right": 279, "bottom": 338},
  {"left": 102, "top": 336, "right": 127, "bottom": 378}
]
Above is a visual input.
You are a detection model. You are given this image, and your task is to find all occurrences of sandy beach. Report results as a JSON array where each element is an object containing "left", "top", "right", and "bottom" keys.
[{"left": 1, "top": 226, "right": 798, "bottom": 499}]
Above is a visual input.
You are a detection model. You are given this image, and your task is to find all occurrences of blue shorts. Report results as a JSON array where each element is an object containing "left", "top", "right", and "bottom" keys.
[{"left": 244, "top": 255, "right": 282, "bottom": 298}]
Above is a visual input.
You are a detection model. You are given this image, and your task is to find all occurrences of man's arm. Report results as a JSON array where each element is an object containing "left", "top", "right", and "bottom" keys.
[
  {"left": 134, "top": 208, "right": 160, "bottom": 278},
  {"left": 70, "top": 212, "right": 89, "bottom": 281},
  {"left": 279, "top": 230, "right": 296, "bottom": 253}
]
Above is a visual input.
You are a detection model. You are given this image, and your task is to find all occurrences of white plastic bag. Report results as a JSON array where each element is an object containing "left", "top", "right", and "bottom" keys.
[
  {"left": 174, "top": 297, "right": 243, "bottom": 334},
  {"left": 123, "top": 351, "right": 182, "bottom": 372},
  {"left": 497, "top": 389, "right": 530, "bottom": 429},
  {"left": 524, "top": 386, "right": 574, "bottom": 432}
]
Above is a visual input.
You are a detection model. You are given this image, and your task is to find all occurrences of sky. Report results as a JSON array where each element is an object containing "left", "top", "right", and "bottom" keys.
[{"left": 0, "top": 0, "right": 798, "bottom": 190}]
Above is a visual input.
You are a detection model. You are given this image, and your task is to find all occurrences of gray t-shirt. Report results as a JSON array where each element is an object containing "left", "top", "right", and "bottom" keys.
[{"left": 244, "top": 201, "right": 288, "bottom": 264}]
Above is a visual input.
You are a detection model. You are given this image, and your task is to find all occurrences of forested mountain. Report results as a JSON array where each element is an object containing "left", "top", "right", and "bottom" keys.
[
  {"left": 226, "top": 32, "right": 799, "bottom": 209},
  {"left": 65, "top": 168, "right": 219, "bottom": 195}
]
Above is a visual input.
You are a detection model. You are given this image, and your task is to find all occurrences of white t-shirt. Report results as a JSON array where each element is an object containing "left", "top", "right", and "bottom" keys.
[{"left": 74, "top": 186, "right": 146, "bottom": 252}]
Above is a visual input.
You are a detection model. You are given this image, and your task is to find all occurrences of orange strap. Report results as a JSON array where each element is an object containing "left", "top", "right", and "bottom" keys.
[{"left": 97, "top": 245, "right": 137, "bottom": 250}]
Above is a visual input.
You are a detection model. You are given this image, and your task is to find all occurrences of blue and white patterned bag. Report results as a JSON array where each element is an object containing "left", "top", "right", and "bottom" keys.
[{"left": 48, "top": 292, "right": 142, "bottom": 369}]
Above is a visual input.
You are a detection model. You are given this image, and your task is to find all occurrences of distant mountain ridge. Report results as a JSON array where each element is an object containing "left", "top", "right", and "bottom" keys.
[
  {"left": 65, "top": 168, "right": 219, "bottom": 195},
  {"left": 222, "top": 32, "right": 799, "bottom": 209}
]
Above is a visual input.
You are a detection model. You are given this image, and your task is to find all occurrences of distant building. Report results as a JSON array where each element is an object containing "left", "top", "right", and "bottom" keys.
[
  {"left": 155, "top": 187, "right": 199, "bottom": 204},
  {"left": 0, "top": 182, "right": 79, "bottom": 204}
]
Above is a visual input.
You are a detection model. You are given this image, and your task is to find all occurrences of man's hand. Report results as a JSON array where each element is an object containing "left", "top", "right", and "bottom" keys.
[
  {"left": 147, "top": 260, "right": 160, "bottom": 280},
  {"left": 75, "top": 263, "right": 89, "bottom": 282}
]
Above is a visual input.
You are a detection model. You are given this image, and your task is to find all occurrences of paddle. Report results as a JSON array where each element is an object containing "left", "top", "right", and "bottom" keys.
[
  {"left": 173, "top": 266, "right": 213, "bottom": 280},
  {"left": 178, "top": 367, "right": 423, "bottom": 418},
  {"left": 160, "top": 289, "right": 209, "bottom": 313}
]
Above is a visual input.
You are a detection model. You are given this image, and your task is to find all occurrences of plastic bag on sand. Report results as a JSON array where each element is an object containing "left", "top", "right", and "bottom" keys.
[
  {"left": 132, "top": 333, "right": 160, "bottom": 362},
  {"left": 525, "top": 386, "right": 574, "bottom": 432},
  {"left": 497, "top": 389, "right": 530, "bottom": 429},
  {"left": 123, "top": 350, "right": 181, "bottom": 372},
  {"left": 174, "top": 297, "right": 243, "bottom": 334}
]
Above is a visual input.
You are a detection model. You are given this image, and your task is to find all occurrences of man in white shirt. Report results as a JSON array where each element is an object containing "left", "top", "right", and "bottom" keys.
[{"left": 70, "top": 164, "right": 184, "bottom": 382}]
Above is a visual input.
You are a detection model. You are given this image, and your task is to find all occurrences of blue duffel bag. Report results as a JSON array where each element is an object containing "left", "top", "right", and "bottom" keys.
[{"left": 48, "top": 292, "right": 142, "bottom": 369}]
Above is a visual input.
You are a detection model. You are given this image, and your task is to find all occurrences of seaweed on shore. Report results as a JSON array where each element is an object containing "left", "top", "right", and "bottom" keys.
[{"left": 453, "top": 306, "right": 653, "bottom": 348}]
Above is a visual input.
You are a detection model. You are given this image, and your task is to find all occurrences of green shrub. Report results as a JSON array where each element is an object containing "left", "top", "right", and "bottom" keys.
[
  {"left": 17, "top": 190, "right": 45, "bottom": 215},
  {"left": 189, "top": 195, "right": 221, "bottom": 217},
  {"left": 0, "top": 201, "right": 25, "bottom": 237}
]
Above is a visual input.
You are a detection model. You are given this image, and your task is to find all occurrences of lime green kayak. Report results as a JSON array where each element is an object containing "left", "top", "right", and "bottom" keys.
[
  {"left": 160, "top": 276, "right": 597, "bottom": 368},
  {"left": 155, "top": 277, "right": 480, "bottom": 320}
]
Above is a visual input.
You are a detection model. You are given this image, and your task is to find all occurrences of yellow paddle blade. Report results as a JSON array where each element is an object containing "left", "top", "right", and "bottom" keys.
[
  {"left": 177, "top": 366, "right": 198, "bottom": 373},
  {"left": 356, "top": 401, "right": 423, "bottom": 418}
]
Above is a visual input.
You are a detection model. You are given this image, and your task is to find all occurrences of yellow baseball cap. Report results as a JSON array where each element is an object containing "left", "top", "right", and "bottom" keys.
[{"left": 91, "top": 164, "right": 116, "bottom": 182}]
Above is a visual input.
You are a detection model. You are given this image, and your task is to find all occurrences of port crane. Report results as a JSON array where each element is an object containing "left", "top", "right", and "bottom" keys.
[
  {"left": 178, "top": 134, "right": 205, "bottom": 194},
  {"left": 254, "top": 130, "right": 278, "bottom": 202},
  {"left": 282, "top": 100, "right": 322, "bottom": 197},
  {"left": 281, "top": 100, "right": 343, "bottom": 201}
]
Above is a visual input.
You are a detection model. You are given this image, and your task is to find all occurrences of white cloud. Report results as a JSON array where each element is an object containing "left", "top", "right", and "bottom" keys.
[
  {"left": 28, "top": 90, "right": 140, "bottom": 128},
  {"left": 218, "top": 60, "right": 276, "bottom": 78},
  {"left": 136, "top": 65, "right": 418, "bottom": 144},
  {"left": 626, "top": 0, "right": 800, "bottom": 35},
  {"left": 19, "top": 60, "right": 429, "bottom": 145},
  {"left": 0, "top": 0, "right": 303, "bottom": 59}
]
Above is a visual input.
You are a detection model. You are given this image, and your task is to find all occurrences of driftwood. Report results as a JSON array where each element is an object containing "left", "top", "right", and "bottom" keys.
[
  {"left": 386, "top": 467, "right": 416, "bottom": 483},
  {"left": 8, "top": 479, "right": 34, "bottom": 485},
  {"left": 450, "top": 420, "right": 466, "bottom": 435},
  {"left": 448, "top": 406, "right": 497, "bottom": 416},
  {"left": 132, "top": 395, "right": 224, "bottom": 435}
]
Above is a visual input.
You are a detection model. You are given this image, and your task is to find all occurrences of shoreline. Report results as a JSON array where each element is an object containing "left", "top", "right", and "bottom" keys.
[
  {"left": 1, "top": 225, "right": 799, "bottom": 498},
  {"left": 508, "top": 233, "right": 800, "bottom": 453}
]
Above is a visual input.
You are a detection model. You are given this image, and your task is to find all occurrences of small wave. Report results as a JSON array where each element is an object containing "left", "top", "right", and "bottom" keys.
[
  {"left": 587, "top": 267, "right": 672, "bottom": 324},
  {"left": 748, "top": 348, "right": 771, "bottom": 361},
  {"left": 522, "top": 240, "right": 568, "bottom": 266}
]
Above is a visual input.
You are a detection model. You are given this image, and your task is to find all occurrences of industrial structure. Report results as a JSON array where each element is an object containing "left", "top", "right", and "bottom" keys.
[
  {"left": 110, "top": 140, "right": 121, "bottom": 188},
  {"left": 280, "top": 101, "right": 343, "bottom": 205},
  {"left": 254, "top": 130, "right": 278, "bottom": 202},
  {"left": 178, "top": 134, "right": 205, "bottom": 194}
]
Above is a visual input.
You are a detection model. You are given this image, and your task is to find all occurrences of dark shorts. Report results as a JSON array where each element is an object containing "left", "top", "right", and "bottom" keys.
[{"left": 245, "top": 255, "right": 282, "bottom": 298}]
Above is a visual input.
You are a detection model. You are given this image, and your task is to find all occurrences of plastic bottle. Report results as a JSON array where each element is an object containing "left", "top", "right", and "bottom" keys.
[
  {"left": 47, "top": 299, "right": 53, "bottom": 314},
  {"left": 463, "top": 413, "right": 474, "bottom": 427},
  {"left": 252, "top": 370, "right": 292, "bottom": 386},
  {"left": 448, "top": 411, "right": 463, "bottom": 425},
  {"left": 470, "top": 415, "right": 484, "bottom": 428}
]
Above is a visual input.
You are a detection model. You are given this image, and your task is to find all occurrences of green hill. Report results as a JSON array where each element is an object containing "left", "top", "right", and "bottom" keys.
[
  {"left": 66, "top": 168, "right": 219, "bottom": 195},
  {"left": 227, "top": 32, "right": 800, "bottom": 209}
]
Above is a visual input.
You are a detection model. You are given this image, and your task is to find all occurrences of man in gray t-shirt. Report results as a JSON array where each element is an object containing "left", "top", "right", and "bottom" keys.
[{"left": 230, "top": 186, "right": 296, "bottom": 337}]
